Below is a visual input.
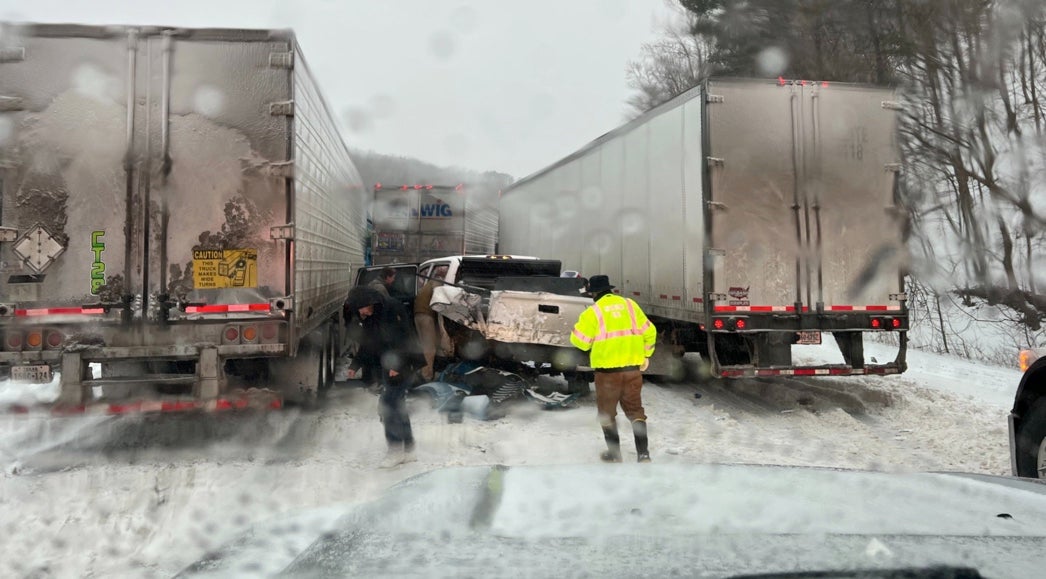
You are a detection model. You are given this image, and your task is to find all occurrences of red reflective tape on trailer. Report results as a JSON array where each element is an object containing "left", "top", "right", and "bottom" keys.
[
  {"left": 660, "top": 294, "right": 669, "bottom": 299},
  {"left": 269, "top": 399, "right": 283, "bottom": 410},
  {"left": 185, "top": 303, "right": 271, "bottom": 314},
  {"left": 161, "top": 400, "right": 200, "bottom": 412},
  {"left": 107, "top": 402, "right": 143, "bottom": 414},
  {"left": 633, "top": 292, "right": 641, "bottom": 297},
  {"left": 672, "top": 296, "right": 681, "bottom": 301},
  {"left": 827, "top": 305, "right": 901, "bottom": 312},
  {"left": 693, "top": 297, "right": 703, "bottom": 303},
  {"left": 715, "top": 306, "right": 737, "bottom": 312},
  {"left": 15, "top": 307, "right": 108, "bottom": 316},
  {"left": 829, "top": 368, "right": 851, "bottom": 375},
  {"left": 720, "top": 369, "right": 746, "bottom": 377}
]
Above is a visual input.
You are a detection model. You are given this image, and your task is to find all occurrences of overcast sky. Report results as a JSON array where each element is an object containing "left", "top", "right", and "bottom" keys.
[{"left": 0, "top": 0, "right": 680, "bottom": 178}]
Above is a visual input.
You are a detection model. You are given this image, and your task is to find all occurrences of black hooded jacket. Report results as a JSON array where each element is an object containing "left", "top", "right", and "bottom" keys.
[{"left": 345, "top": 286, "right": 423, "bottom": 377}]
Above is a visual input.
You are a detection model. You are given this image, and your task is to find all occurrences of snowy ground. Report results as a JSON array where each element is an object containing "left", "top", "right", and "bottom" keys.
[{"left": 0, "top": 345, "right": 1024, "bottom": 577}]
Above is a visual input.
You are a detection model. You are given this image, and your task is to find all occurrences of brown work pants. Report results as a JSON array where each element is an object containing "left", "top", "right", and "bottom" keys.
[
  {"left": 595, "top": 370, "right": 646, "bottom": 427},
  {"left": 414, "top": 313, "right": 438, "bottom": 380}
]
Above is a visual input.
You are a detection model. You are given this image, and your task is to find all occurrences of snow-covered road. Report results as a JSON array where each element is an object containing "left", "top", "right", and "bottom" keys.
[{"left": 0, "top": 347, "right": 1024, "bottom": 577}]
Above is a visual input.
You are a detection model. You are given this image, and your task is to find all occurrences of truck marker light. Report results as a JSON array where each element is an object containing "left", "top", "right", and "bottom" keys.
[
  {"left": 224, "top": 327, "right": 239, "bottom": 342},
  {"left": 734, "top": 318, "right": 747, "bottom": 330},
  {"left": 26, "top": 331, "right": 43, "bottom": 348},
  {"left": 713, "top": 318, "right": 725, "bottom": 330},
  {"left": 1020, "top": 349, "right": 1040, "bottom": 372},
  {"left": 871, "top": 318, "right": 882, "bottom": 329},
  {"left": 5, "top": 333, "right": 22, "bottom": 350},
  {"left": 242, "top": 326, "right": 257, "bottom": 342},
  {"left": 891, "top": 317, "right": 901, "bottom": 329},
  {"left": 46, "top": 331, "right": 63, "bottom": 348}
]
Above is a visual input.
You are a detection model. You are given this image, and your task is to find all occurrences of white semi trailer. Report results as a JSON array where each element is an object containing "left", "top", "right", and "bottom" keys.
[
  {"left": 0, "top": 23, "right": 367, "bottom": 411},
  {"left": 499, "top": 78, "right": 908, "bottom": 379}
]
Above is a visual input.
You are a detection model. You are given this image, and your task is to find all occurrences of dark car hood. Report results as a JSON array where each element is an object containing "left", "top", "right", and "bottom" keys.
[{"left": 180, "top": 463, "right": 1046, "bottom": 578}]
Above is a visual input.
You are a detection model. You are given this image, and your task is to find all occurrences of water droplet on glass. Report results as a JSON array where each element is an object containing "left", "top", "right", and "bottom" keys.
[
  {"left": 428, "top": 30, "right": 456, "bottom": 61},
  {"left": 451, "top": 5, "right": 479, "bottom": 32},
  {"left": 588, "top": 230, "right": 612, "bottom": 254},
  {"left": 756, "top": 46, "right": 789, "bottom": 77},
  {"left": 619, "top": 208, "right": 646, "bottom": 235},
  {"left": 370, "top": 94, "right": 398, "bottom": 119},
  {"left": 556, "top": 194, "right": 577, "bottom": 221},
  {"left": 73, "top": 64, "right": 116, "bottom": 102},
  {"left": 193, "top": 85, "right": 226, "bottom": 118},
  {"left": 580, "top": 185, "right": 604, "bottom": 209},
  {"left": 343, "top": 107, "right": 373, "bottom": 134}
]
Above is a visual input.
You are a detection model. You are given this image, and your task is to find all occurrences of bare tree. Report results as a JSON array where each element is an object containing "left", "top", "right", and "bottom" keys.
[
  {"left": 898, "top": 0, "right": 1046, "bottom": 335},
  {"left": 625, "top": 20, "right": 713, "bottom": 117}
]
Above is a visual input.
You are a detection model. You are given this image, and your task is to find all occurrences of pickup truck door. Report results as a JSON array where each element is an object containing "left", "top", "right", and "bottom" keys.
[{"left": 354, "top": 264, "right": 419, "bottom": 311}]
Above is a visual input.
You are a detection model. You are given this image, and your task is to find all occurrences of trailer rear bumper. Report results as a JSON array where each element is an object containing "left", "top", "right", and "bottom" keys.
[
  {"left": 718, "top": 364, "right": 903, "bottom": 378},
  {"left": 706, "top": 310, "right": 908, "bottom": 333}
]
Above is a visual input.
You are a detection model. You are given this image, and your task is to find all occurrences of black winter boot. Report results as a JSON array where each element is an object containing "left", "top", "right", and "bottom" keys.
[
  {"left": 633, "top": 420, "right": 650, "bottom": 463},
  {"left": 601, "top": 425, "right": 622, "bottom": 462}
]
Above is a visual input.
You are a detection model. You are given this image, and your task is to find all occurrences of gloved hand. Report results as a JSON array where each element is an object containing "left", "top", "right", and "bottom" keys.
[{"left": 640, "top": 358, "right": 650, "bottom": 372}]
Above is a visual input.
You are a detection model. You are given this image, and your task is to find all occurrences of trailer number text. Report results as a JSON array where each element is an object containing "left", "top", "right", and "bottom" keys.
[{"left": 90, "top": 231, "right": 105, "bottom": 295}]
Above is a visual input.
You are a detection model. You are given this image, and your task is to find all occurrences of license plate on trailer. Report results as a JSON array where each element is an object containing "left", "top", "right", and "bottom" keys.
[
  {"left": 797, "top": 331, "right": 822, "bottom": 345},
  {"left": 11, "top": 364, "right": 53, "bottom": 383}
]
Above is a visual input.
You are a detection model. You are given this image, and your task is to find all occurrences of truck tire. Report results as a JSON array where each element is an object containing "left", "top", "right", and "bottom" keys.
[{"left": 1015, "top": 398, "right": 1046, "bottom": 479}]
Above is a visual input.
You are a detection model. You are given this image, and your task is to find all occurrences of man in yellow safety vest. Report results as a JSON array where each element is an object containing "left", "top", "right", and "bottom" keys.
[{"left": 570, "top": 274, "right": 657, "bottom": 463}]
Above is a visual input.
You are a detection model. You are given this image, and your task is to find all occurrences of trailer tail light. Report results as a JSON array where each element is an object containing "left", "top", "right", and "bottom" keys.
[
  {"left": 223, "top": 326, "right": 240, "bottom": 344},
  {"left": 712, "top": 317, "right": 746, "bottom": 331},
  {"left": 4, "top": 332, "right": 22, "bottom": 351},
  {"left": 26, "top": 331, "right": 43, "bottom": 349},
  {"left": 261, "top": 323, "right": 279, "bottom": 342},
  {"left": 871, "top": 317, "right": 903, "bottom": 331},
  {"left": 45, "top": 330, "right": 64, "bottom": 349},
  {"left": 241, "top": 325, "right": 258, "bottom": 343}
]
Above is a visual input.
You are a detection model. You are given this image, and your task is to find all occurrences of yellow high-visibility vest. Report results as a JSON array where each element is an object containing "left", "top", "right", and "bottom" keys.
[{"left": 571, "top": 294, "right": 656, "bottom": 369}]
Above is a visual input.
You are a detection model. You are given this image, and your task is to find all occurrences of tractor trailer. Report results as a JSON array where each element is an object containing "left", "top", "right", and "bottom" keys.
[
  {"left": 0, "top": 23, "right": 367, "bottom": 410},
  {"left": 499, "top": 78, "right": 909, "bottom": 379}
]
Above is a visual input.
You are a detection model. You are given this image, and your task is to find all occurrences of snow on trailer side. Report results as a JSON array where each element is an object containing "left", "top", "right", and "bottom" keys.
[
  {"left": 0, "top": 23, "right": 365, "bottom": 411},
  {"left": 499, "top": 77, "right": 907, "bottom": 377}
]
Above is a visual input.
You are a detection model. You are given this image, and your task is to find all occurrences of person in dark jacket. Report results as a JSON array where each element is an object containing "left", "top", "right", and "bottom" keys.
[{"left": 345, "top": 286, "right": 424, "bottom": 467}]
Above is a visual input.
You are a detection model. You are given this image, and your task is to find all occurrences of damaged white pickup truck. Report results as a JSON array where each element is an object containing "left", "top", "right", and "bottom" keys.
[{"left": 355, "top": 255, "right": 593, "bottom": 391}]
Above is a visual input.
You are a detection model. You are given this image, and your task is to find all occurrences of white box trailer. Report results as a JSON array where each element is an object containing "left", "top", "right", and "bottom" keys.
[
  {"left": 499, "top": 78, "right": 908, "bottom": 378},
  {"left": 369, "top": 184, "right": 498, "bottom": 265},
  {"left": 0, "top": 23, "right": 367, "bottom": 409}
]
